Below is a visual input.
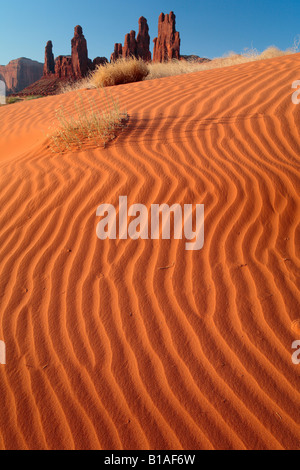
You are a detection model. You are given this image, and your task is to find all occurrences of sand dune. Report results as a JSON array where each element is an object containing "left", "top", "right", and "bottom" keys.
[{"left": 0, "top": 53, "right": 299, "bottom": 450}]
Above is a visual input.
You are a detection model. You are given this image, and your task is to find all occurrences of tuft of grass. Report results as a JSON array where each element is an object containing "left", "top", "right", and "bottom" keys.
[
  {"left": 49, "top": 90, "right": 128, "bottom": 153},
  {"left": 91, "top": 57, "right": 149, "bottom": 88}
]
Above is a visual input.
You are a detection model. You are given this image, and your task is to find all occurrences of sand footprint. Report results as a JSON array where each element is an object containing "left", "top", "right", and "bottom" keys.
[{"left": 291, "top": 319, "right": 300, "bottom": 336}]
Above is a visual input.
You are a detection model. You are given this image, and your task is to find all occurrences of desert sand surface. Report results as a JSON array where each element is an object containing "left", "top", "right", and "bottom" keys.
[{"left": 0, "top": 53, "right": 299, "bottom": 450}]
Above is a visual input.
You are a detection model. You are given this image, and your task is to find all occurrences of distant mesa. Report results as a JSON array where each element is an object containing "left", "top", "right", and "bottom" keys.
[
  {"left": 153, "top": 11, "right": 180, "bottom": 62},
  {"left": 181, "top": 55, "right": 211, "bottom": 64},
  {"left": 0, "top": 58, "right": 43, "bottom": 94},
  {"left": 110, "top": 16, "right": 151, "bottom": 62}
]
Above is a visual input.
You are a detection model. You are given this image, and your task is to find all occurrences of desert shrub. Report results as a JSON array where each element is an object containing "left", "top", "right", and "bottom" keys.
[
  {"left": 91, "top": 57, "right": 149, "bottom": 88},
  {"left": 49, "top": 90, "right": 128, "bottom": 153}
]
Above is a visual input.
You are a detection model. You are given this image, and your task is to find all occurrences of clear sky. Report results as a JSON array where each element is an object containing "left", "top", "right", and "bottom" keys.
[{"left": 1, "top": 0, "right": 300, "bottom": 65}]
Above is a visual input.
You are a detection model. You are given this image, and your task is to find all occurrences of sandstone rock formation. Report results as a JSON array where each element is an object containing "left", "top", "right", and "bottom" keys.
[
  {"left": 181, "top": 55, "right": 211, "bottom": 64},
  {"left": 123, "top": 31, "right": 137, "bottom": 58},
  {"left": 71, "top": 25, "right": 89, "bottom": 79},
  {"left": 55, "top": 56, "right": 73, "bottom": 78},
  {"left": 42, "top": 25, "right": 108, "bottom": 83},
  {"left": 93, "top": 57, "right": 109, "bottom": 68},
  {"left": 8, "top": 25, "right": 111, "bottom": 96},
  {"left": 110, "top": 17, "right": 151, "bottom": 62},
  {"left": 43, "top": 41, "right": 55, "bottom": 76},
  {"left": 137, "top": 17, "right": 151, "bottom": 61},
  {"left": 0, "top": 58, "right": 44, "bottom": 94},
  {"left": 153, "top": 11, "right": 180, "bottom": 62},
  {"left": 16, "top": 76, "right": 67, "bottom": 97},
  {"left": 110, "top": 43, "right": 123, "bottom": 62}
]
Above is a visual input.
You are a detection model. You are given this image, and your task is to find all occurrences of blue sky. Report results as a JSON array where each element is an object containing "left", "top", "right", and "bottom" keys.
[{"left": 1, "top": 0, "right": 300, "bottom": 65}]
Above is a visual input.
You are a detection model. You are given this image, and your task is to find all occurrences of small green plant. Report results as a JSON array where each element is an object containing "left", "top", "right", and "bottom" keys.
[
  {"left": 25, "top": 95, "right": 44, "bottom": 101},
  {"left": 50, "top": 90, "right": 128, "bottom": 153},
  {"left": 3, "top": 95, "right": 43, "bottom": 105},
  {"left": 6, "top": 96, "right": 22, "bottom": 104}
]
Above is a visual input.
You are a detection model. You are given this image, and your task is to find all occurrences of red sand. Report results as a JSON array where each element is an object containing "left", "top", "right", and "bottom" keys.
[{"left": 0, "top": 53, "right": 299, "bottom": 450}]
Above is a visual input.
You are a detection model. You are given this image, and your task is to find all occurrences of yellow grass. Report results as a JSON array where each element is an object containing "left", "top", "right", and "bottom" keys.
[
  {"left": 146, "top": 45, "right": 300, "bottom": 80},
  {"left": 49, "top": 90, "right": 128, "bottom": 153},
  {"left": 90, "top": 57, "right": 149, "bottom": 88}
]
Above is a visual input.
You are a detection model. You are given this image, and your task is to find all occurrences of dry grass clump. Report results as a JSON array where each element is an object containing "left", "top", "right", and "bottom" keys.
[
  {"left": 91, "top": 57, "right": 149, "bottom": 88},
  {"left": 146, "top": 45, "right": 300, "bottom": 80},
  {"left": 49, "top": 90, "right": 128, "bottom": 153}
]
